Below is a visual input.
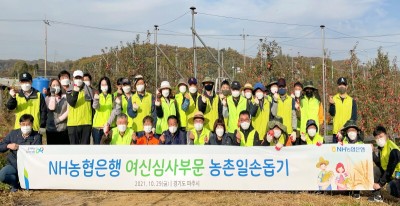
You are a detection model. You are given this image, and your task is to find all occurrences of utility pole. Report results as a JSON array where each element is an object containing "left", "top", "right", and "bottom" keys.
[
  {"left": 321, "top": 25, "right": 327, "bottom": 141},
  {"left": 190, "top": 6, "right": 197, "bottom": 78},
  {"left": 259, "top": 39, "right": 263, "bottom": 68},
  {"left": 350, "top": 41, "right": 359, "bottom": 89},
  {"left": 154, "top": 25, "right": 159, "bottom": 89},
  {"left": 44, "top": 19, "right": 50, "bottom": 77},
  {"left": 240, "top": 29, "right": 249, "bottom": 69}
]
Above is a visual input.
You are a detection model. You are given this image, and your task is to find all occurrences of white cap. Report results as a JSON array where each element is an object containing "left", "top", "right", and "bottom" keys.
[
  {"left": 73, "top": 70, "right": 84, "bottom": 78},
  {"left": 159, "top": 81, "right": 171, "bottom": 90}
]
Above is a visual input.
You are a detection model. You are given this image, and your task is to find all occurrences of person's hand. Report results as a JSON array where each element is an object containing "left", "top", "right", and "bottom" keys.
[
  {"left": 7, "top": 143, "right": 19, "bottom": 150},
  {"left": 188, "top": 131, "right": 195, "bottom": 140},
  {"left": 273, "top": 93, "right": 279, "bottom": 101},
  {"left": 184, "top": 93, "right": 191, "bottom": 100},
  {"left": 39, "top": 128, "right": 46, "bottom": 135},
  {"left": 373, "top": 183, "right": 381, "bottom": 190},
  {"left": 117, "top": 87, "right": 123, "bottom": 95},
  {"left": 103, "top": 123, "right": 110, "bottom": 135},
  {"left": 155, "top": 98, "right": 161, "bottom": 106},
  {"left": 49, "top": 87, "right": 56, "bottom": 96},
  {"left": 222, "top": 98, "right": 227, "bottom": 107},
  {"left": 204, "top": 136, "right": 209, "bottom": 144},
  {"left": 43, "top": 88, "right": 49, "bottom": 96},
  {"left": 329, "top": 95, "right": 334, "bottom": 104},
  {"left": 236, "top": 132, "right": 241, "bottom": 143},
  {"left": 160, "top": 134, "right": 165, "bottom": 143},
  {"left": 254, "top": 97, "right": 259, "bottom": 105},
  {"left": 337, "top": 141, "right": 343, "bottom": 146},
  {"left": 266, "top": 133, "right": 273, "bottom": 142},
  {"left": 132, "top": 102, "right": 139, "bottom": 111},
  {"left": 201, "top": 94, "right": 207, "bottom": 103},
  {"left": 275, "top": 143, "right": 283, "bottom": 151},
  {"left": 295, "top": 102, "right": 300, "bottom": 110},
  {"left": 73, "top": 85, "right": 80, "bottom": 92},
  {"left": 290, "top": 93, "right": 295, "bottom": 99},
  {"left": 301, "top": 132, "right": 306, "bottom": 141},
  {"left": 336, "top": 132, "right": 343, "bottom": 141},
  {"left": 316, "top": 142, "right": 322, "bottom": 146},
  {"left": 115, "top": 97, "right": 121, "bottom": 105},
  {"left": 290, "top": 132, "right": 297, "bottom": 142},
  {"left": 94, "top": 93, "right": 100, "bottom": 100},
  {"left": 219, "top": 93, "right": 225, "bottom": 99},
  {"left": 9, "top": 88, "right": 16, "bottom": 98}
]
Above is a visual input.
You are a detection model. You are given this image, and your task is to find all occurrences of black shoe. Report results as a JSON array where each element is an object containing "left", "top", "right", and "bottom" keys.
[
  {"left": 368, "top": 194, "right": 383, "bottom": 202},
  {"left": 352, "top": 193, "right": 360, "bottom": 199}
]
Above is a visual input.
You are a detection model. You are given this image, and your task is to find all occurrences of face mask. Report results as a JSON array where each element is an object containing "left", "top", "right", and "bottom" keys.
[
  {"left": 205, "top": 84, "right": 213, "bottom": 91},
  {"left": 117, "top": 124, "right": 127, "bottom": 133},
  {"left": 194, "top": 123, "right": 203, "bottom": 131},
  {"left": 122, "top": 86, "right": 131, "bottom": 94},
  {"left": 101, "top": 86, "right": 108, "bottom": 93},
  {"left": 256, "top": 92, "right": 264, "bottom": 100},
  {"left": 179, "top": 85, "right": 187, "bottom": 93},
  {"left": 377, "top": 138, "right": 386, "bottom": 147},
  {"left": 232, "top": 90, "right": 240, "bottom": 98},
  {"left": 53, "top": 86, "right": 61, "bottom": 94},
  {"left": 84, "top": 81, "right": 91, "bottom": 87},
  {"left": 294, "top": 90, "right": 302, "bottom": 98},
  {"left": 270, "top": 87, "right": 278, "bottom": 94},
  {"left": 244, "top": 92, "right": 252, "bottom": 99},
  {"left": 222, "top": 90, "right": 231, "bottom": 96},
  {"left": 278, "top": 88, "right": 287, "bottom": 95},
  {"left": 273, "top": 129, "right": 281, "bottom": 138},
  {"left": 143, "top": 125, "right": 152, "bottom": 133},
  {"left": 240, "top": 122, "right": 250, "bottom": 130},
  {"left": 305, "top": 90, "right": 313, "bottom": 98},
  {"left": 136, "top": 84, "right": 145, "bottom": 92},
  {"left": 189, "top": 86, "right": 197, "bottom": 94},
  {"left": 347, "top": 131, "right": 357, "bottom": 141},
  {"left": 169, "top": 126, "right": 178, "bottom": 134},
  {"left": 215, "top": 128, "right": 224, "bottom": 137},
  {"left": 74, "top": 79, "right": 83, "bottom": 87},
  {"left": 162, "top": 89, "right": 170, "bottom": 98},
  {"left": 338, "top": 87, "right": 346, "bottom": 94},
  {"left": 60, "top": 79, "right": 70, "bottom": 86},
  {"left": 308, "top": 128, "right": 317, "bottom": 137},
  {"left": 21, "top": 125, "right": 32, "bottom": 135},
  {"left": 21, "top": 83, "right": 32, "bottom": 92}
]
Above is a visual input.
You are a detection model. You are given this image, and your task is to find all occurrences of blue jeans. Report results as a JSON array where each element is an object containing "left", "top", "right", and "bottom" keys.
[
  {"left": 92, "top": 128, "right": 104, "bottom": 145},
  {"left": 0, "top": 165, "right": 19, "bottom": 189}
]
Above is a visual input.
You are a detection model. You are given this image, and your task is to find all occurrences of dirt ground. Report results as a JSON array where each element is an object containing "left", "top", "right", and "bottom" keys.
[{"left": 0, "top": 190, "right": 399, "bottom": 206}]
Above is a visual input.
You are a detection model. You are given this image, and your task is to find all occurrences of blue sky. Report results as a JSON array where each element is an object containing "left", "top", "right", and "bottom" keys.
[{"left": 1, "top": 0, "right": 400, "bottom": 64}]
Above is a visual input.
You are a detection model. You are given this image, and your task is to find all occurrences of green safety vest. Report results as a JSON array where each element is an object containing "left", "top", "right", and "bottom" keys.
[
  {"left": 381, "top": 140, "right": 400, "bottom": 177},
  {"left": 240, "top": 130, "right": 256, "bottom": 147},
  {"left": 277, "top": 95, "right": 294, "bottom": 134},
  {"left": 121, "top": 94, "right": 134, "bottom": 128},
  {"left": 93, "top": 93, "right": 113, "bottom": 128},
  {"left": 131, "top": 92, "right": 152, "bottom": 131},
  {"left": 342, "top": 138, "right": 363, "bottom": 145},
  {"left": 156, "top": 97, "right": 176, "bottom": 134},
  {"left": 300, "top": 97, "right": 321, "bottom": 133},
  {"left": 191, "top": 127, "right": 210, "bottom": 145},
  {"left": 67, "top": 90, "right": 92, "bottom": 126},
  {"left": 14, "top": 92, "right": 41, "bottom": 131},
  {"left": 227, "top": 96, "right": 247, "bottom": 133},
  {"left": 110, "top": 127, "right": 134, "bottom": 145},
  {"left": 332, "top": 94, "right": 353, "bottom": 134},
  {"left": 203, "top": 95, "right": 220, "bottom": 131},
  {"left": 252, "top": 98, "right": 270, "bottom": 140},
  {"left": 305, "top": 133, "right": 324, "bottom": 145},
  {"left": 269, "top": 134, "right": 286, "bottom": 146}
]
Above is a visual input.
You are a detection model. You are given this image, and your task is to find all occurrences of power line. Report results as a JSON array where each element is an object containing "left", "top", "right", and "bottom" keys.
[
  {"left": 0, "top": 19, "right": 42, "bottom": 22},
  {"left": 326, "top": 28, "right": 399, "bottom": 44},
  {"left": 159, "top": 11, "right": 189, "bottom": 26},
  {"left": 277, "top": 28, "right": 320, "bottom": 43},
  {"left": 48, "top": 20, "right": 149, "bottom": 34}
]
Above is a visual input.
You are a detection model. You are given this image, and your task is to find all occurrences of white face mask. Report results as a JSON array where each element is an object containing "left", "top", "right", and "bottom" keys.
[
  {"left": 194, "top": 123, "right": 203, "bottom": 131},
  {"left": 84, "top": 81, "right": 91, "bottom": 87},
  {"left": 179, "top": 85, "right": 187, "bottom": 93},
  {"left": 143, "top": 125, "right": 152, "bottom": 133},
  {"left": 122, "top": 86, "right": 131, "bottom": 94},
  {"left": 101, "top": 86, "right": 108, "bottom": 93},
  {"left": 377, "top": 138, "right": 386, "bottom": 147},
  {"left": 53, "top": 86, "right": 61, "bottom": 94},
  {"left": 255, "top": 92, "right": 264, "bottom": 100},
  {"left": 232, "top": 90, "right": 240, "bottom": 98},
  {"left": 240, "top": 122, "right": 250, "bottom": 130},
  {"left": 270, "top": 87, "right": 278, "bottom": 94},
  {"left": 74, "top": 79, "right": 83, "bottom": 87},
  {"left": 347, "top": 131, "right": 357, "bottom": 141},
  {"left": 136, "top": 84, "right": 145, "bottom": 92},
  {"left": 273, "top": 129, "right": 281, "bottom": 138},
  {"left": 21, "top": 83, "right": 32, "bottom": 92},
  {"left": 169, "top": 126, "right": 178, "bottom": 134},
  {"left": 294, "top": 90, "right": 302, "bottom": 98},
  {"left": 162, "top": 89, "right": 170, "bottom": 98},
  {"left": 60, "top": 79, "right": 70, "bottom": 86},
  {"left": 244, "top": 92, "right": 252, "bottom": 99},
  {"left": 21, "top": 125, "right": 32, "bottom": 135},
  {"left": 307, "top": 128, "right": 317, "bottom": 137},
  {"left": 117, "top": 124, "right": 127, "bottom": 133},
  {"left": 189, "top": 86, "right": 197, "bottom": 94},
  {"left": 215, "top": 128, "right": 225, "bottom": 137}
]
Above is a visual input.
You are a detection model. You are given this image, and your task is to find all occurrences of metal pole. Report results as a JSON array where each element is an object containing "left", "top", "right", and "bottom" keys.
[
  {"left": 259, "top": 39, "right": 263, "bottom": 68},
  {"left": 190, "top": 7, "right": 197, "bottom": 78},
  {"left": 154, "top": 25, "right": 159, "bottom": 89},
  {"left": 321, "top": 25, "right": 327, "bottom": 140},
  {"left": 44, "top": 19, "right": 50, "bottom": 77}
]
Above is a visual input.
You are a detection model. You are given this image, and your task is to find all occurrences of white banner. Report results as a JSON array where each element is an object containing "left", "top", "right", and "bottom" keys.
[{"left": 17, "top": 145, "right": 373, "bottom": 191}]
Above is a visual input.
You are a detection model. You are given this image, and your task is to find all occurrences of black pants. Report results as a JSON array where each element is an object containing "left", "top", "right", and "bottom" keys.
[
  {"left": 46, "top": 130, "right": 70, "bottom": 145},
  {"left": 68, "top": 125, "right": 92, "bottom": 145},
  {"left": 373, "top": 165, "right": 400, "bottom": 197}
]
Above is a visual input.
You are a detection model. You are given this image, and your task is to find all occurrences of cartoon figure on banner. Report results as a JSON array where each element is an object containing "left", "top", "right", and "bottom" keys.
[
  {"left": 316, "top": 157, "right": 333, "bottom": 190},
  {"left": 335, "top": 162, "right": 349, "bottom": 190}
]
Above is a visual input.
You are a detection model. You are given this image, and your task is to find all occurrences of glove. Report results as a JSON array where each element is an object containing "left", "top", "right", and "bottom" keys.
[
  {"left": 103, "top": 123, "right": 110, "bottom": 134},
  {"left": 275, "top": 143, "right": 283, "bottom": 151},
  {"left": 290, "top": 132, "right": 297, "bottom": 142},
  {"left": 115, "top": 97, "right": 121, "bottom": 105},
  {"left": 49, "top": 87, "right": 56, "bottom": 96},
  {"left": 39, "top": 128, "right": 46, "bottom": 135},
  {"left": 266, "top": 134, "right": 273, "bottom": 142},
  {"left": 316, "top": 142, "right": 322, "bottom": 146},
  {"left": 94, "top": 93, "right": 100, "bottom": 100},
  {"left": 9, "top": 89, "right": 16, "bottom": 98},
  {"left": 300, "top": 132, "right": 306, "bottom": 141},
  {"left": 132, "top": 102, "right": 139, "bottom": 111}
]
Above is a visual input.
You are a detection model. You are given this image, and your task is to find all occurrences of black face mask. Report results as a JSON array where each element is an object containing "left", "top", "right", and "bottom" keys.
[
  {"left": 205, "top": 84, "right": 213, "bottom": 91},
  {"left": 305, "top": 91, "right": 313, "bottom": 98}
]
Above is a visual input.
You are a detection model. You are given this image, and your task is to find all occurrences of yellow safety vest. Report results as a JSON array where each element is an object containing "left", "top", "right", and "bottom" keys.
[
  {"left": 332, "top": 94, "right": 353, "bottom": 134},
  {"left": 14, "top": 92, "right": 41, "bottom": 131},
  {"left": 186, "top": 93, "right": 200, "bottom": 131},
  {"left": 192, "top": 127, "right": 210, "bottom": 145},
  {"left": 277, "top": 95, "right": 294, "bottom": 134},
  {"left": 110, "top": 127, "right": 134, "bottom": 145},
  {"left": 381, "top": 140, "right": 400, "bottom": 177},
  {"left": 131, "top": 92, "right": 152, "bottom": 131},
  {"left": 300, "top": 97, "right": 321, "bottom": 133},
  {"left": 156, "top": 97, "right": 176, "bottom": 134},
  {"left": 227, "top": 96, "right": 247, "bottom": 133},
  {"left": 67, "top": 90, "right": 92, "bottom": 126},
  {"left": 305, "top": 133, "right": 324, "bottom": 145},
  {"left": 252, "top": 98, "right": 270, "bottom": 140},
  {"left": 342, "top": 138, "right": 363, "bottom": 145},
  {"left": 203, "top": 95, "right": 220, "bottom": 131},
  {"left": 93, "top": 93, "right": 113, "bottom": 128},
  {"left": 269, "top": 134, "right": 286, "bottom": 146},
  {"left": 121, "top": 94, "right": 134, "bottom": 128},
  {"left": 240, "top": 130, "right": 256, "bottom": 147}
]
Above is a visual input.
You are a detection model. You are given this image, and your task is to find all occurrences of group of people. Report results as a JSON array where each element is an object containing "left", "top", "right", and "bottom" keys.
[{"left": 0, "top": 70, "right": 398, "bottom": 202}]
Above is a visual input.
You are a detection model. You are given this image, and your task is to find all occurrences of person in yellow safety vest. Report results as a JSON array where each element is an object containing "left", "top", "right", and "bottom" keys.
[
  {"left": 264, "top": 116, "right": 292, "bottom": 150},
  {"left": 187, "top": 111, "right": 211, "bottom": 145},
  {"left": 101, "top": 113, "right": 136, "bottom": 145},
  {"left": 6, "top": 72, "right": 47, "bottom": 134},
  {"left": 340, "top": 120, "right": 363, "bottom": 145},
  {"left": 113, "top": 77, "right": 123, "bottom": 97},
  {"left": 175, "top": 77, "right": 200, "bottom": 131},
  {"left": 218, "top": 80, "right": 231, "bottom": 127},
  {"left": 115, "top": 78, "right": 135, "bottom": 129},
  {"left": 299, "top": 81, "right": 324, "bottom": 145},
  {"left": 265, "top": 77, "right": 278, "bottom": 103},
  {"left": 291, "top": 81, "right": 302, "bottom": 144},
  {"left": 66, "top": 70, "right": 94, "bottom": 144},
  {"left": 198, "top": 77, "right": 223, "bottom": 131},
  {"left": 234, "top": 110, "right": 260, "bottom": 146},
  {"left": 155, "top": 81, "right": 177, "bottom": 136},
  {"left": 370, "top": 125, "right": 400, "bottom": 201},
  {"left": 92, "top": 76, "right": 120, "bottom": 145},
  {"left": 300, "top": 119, "right": 324, "bottom": 146},
  {"left": 243, "top": 83, "right": 255, "bottom": 112},
  {"left": 274, "top": 78, "right": 298, "bottom": 144},
  {"left": 127, "top": 75, "right": 155, "bottom": 133},
  {"left": 329, "top": 77, "right": 357, "bottom": 143},
  {"left": 251, "top": 82, "right": 277, "bottom": 140}
]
